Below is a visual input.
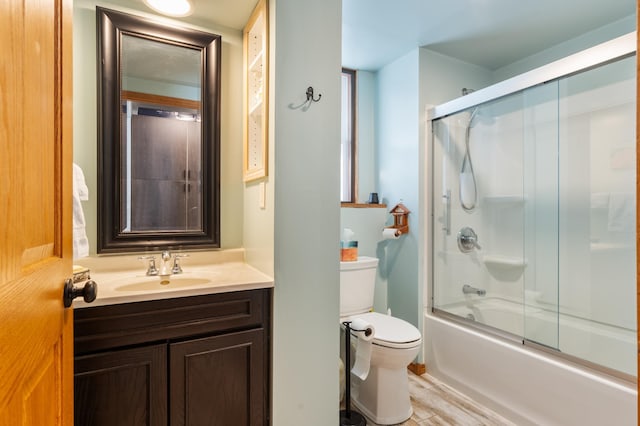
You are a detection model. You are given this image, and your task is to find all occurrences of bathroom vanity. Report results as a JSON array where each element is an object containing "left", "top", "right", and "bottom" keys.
[{"left": 72, "top": 252, "right": 273, "bottom": 425}]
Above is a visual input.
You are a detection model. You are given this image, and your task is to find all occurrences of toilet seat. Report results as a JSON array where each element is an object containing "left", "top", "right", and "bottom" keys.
[{"left": 349, "top": 312, "right": 421, "bottom": 349}]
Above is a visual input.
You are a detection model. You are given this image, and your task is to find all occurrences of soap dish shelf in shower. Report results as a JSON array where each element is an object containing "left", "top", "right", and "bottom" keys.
[{"left": 483, "top": 255, "right": 527, "bottom": 268}]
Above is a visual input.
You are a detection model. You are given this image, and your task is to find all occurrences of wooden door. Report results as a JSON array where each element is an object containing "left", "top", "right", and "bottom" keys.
[{"left": 0, "top": 0, "right": 74, "bottom": 424}]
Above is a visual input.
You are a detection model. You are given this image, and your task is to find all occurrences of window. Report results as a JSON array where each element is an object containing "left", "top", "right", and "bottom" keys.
[{"left": 341, "top": 68, "right": 356, "bottom": 203}]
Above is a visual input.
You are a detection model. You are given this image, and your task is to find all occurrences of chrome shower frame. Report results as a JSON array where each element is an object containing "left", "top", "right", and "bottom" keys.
[{"left": 427, "top": 32, "right": 635, "bottom": 123}]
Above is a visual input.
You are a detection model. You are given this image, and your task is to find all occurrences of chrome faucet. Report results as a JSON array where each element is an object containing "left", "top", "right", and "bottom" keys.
[
  {"left": 140, "top": 251, "right": 189, "bottom": 278},
  {"left": 462, "top": 284, "right": 486, "bottom": 296},
  {"left": 159, "top": 251, "right": 172, "bottom": 277}
]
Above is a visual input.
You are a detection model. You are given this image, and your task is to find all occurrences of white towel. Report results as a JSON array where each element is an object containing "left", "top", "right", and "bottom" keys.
[
  {"left": 607, "top": 192, "right": 635, "bottom": 232},
  {"left": 73, "top": 163, "right": 90, "bottom": 259}
]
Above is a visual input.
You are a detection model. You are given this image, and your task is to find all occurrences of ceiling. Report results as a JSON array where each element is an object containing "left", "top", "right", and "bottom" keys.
[
  {"left": 106, "top": 0, "right": 636, "bottom": 72},
  {"left": 343, "top": 0, "right": 636, "bottom": 71},
  {"left": 103, "top": 0, "right": 258, "bottom": 30}
]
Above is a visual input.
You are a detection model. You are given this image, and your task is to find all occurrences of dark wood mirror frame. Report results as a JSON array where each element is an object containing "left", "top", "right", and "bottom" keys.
[{"left": 97, "top": 7, "right": 221, "bottom": 253}]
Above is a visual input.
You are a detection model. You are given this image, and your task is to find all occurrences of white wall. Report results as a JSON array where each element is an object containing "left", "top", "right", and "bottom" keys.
[{"left": 271, "top": 0, "right": 342, "bottom": 424}]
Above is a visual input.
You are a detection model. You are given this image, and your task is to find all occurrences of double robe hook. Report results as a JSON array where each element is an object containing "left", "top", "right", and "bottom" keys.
[{"left": 306, "top": 86, "right": 322, "bottom": 102}]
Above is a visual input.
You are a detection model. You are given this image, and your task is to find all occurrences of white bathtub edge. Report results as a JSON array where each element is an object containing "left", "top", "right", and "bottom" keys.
[{"left": 424, "top": 312, "right": 637, "bottom": 426}]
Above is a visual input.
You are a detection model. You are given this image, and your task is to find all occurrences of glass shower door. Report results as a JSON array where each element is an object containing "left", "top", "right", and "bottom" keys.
[
  {"left": 432, "top": 93, "right": 531, "bottom": 338},
  {"left": 554, "top": 55, "right": 636, "bottom": 375},
  {"left": 522, "top": 82, "right": 560, "bottom": 350}
]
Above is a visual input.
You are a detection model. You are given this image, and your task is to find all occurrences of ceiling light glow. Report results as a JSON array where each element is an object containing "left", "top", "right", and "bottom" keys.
[{"left": 143, "top": 0, "right": 193, "bottom": 17}]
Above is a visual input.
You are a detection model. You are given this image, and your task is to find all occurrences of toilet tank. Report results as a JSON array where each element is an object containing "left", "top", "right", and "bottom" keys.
[{"left": 340, "top": 256, "right": 379, "bottom": 317}]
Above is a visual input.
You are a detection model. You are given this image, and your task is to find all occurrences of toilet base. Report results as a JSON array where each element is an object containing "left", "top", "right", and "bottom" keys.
[{"left": 352, "top": 365, "right": 413, "bottom": 425}]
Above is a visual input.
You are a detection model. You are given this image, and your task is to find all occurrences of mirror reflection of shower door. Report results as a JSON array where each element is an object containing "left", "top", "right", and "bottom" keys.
[{"left": 123, "top": 113, "right": 202, "bottom": 232}]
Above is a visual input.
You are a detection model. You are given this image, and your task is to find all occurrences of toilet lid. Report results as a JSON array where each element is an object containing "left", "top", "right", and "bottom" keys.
[{"left": 350, "top": 312, "right": 421, "bottom": 346}]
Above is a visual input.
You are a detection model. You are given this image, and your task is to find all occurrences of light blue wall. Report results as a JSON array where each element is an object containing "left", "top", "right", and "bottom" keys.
[
  {"left": 419, "top": 48, "right": 493, "bottom": 106},
  {"left": 493, "top": 15, "right": 636, "bottom": 82},
  {"left": 272, "top": 0, "right": 342, "bottom": 424},
  {"left": 122, "top": 76, "right": 200, "bottom": 101},
  {"left": 376, "top": 50, "right": 421, "bottom": 328}
]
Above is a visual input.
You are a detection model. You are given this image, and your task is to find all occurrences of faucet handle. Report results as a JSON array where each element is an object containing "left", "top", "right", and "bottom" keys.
[
  {"left": 172, "top": 253, "right": 189, "bottom": 274},
  {"left": 138, "top": 255, "right": 158, "bottom": 276}
]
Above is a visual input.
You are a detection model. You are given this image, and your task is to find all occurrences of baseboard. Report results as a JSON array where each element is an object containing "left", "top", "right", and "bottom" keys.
[{"left": 407, "top": 362, "right": 426, "bottom": 376}]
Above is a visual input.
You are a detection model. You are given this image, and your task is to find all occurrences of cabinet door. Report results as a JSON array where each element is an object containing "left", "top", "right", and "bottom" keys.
[
  {"left": 170, "top": 329, "right": 266, "bottom": 425},
  {"left": 75, "top": 344, "right": 167, "bottom": 426}
]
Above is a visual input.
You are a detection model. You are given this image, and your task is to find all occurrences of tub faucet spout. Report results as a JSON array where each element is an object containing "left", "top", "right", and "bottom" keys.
[{"left": 463, "top": 284, "right": 486, "bottom": 296}]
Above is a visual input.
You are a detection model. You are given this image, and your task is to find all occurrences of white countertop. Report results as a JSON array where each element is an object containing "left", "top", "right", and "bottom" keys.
[{"left": 73, "top": 249, "right": 274, "bottom": 308}]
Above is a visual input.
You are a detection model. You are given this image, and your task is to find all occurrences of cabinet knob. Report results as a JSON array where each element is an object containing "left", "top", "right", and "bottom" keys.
[{"left": 63, "top": 279, "right": 97, "bottom": 308}]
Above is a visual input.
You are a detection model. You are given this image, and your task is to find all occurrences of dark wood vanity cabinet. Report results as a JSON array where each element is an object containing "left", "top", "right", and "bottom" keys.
[{"left": 74, "top": 288, "right": 272, "bottom": 426}]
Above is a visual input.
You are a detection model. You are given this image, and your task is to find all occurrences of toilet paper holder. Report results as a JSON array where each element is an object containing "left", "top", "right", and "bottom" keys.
[
  {"left": 340, "top": 320, "right": 369, "bottom": 426},
  {"left": 385, "top": 202, "right": 410, "bottom": 237}
]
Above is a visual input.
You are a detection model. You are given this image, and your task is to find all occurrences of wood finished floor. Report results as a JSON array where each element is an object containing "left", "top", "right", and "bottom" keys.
[
  {"left": 400, "top": 372, "right": 515, "bottom": 426},
  {"left": 348, "top": 371, "right": 515, "bottom": 426}
]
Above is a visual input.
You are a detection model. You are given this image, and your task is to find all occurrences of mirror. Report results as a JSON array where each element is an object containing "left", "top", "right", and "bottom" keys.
[{"left": 97, "top": 7, "right": 221, "bottom": 253}]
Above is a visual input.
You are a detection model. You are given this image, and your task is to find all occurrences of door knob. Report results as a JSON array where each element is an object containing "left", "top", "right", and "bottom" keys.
[{"left": 63, "top": 279, "right": 97, "bottom": 308}]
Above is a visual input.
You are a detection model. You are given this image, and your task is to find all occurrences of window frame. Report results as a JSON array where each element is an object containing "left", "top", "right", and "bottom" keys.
[{"left": 341, "top": 68, "right": 357, "bottom": 203}]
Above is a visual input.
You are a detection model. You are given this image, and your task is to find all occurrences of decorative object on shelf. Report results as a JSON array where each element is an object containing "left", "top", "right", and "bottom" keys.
[
  {"left": 243, "top": 0, "right": 269, "bottom": 182},
  {"left": 305, "top": 86, "right": 322, "bottom": 103},
  {"left": 386, "top": 203, "right": 410, "bottom": 237}
]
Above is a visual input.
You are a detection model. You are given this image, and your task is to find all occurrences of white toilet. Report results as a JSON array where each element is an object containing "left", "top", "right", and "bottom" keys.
[{"left": 340, "top": 256, "right": 422, "bottom": 425}]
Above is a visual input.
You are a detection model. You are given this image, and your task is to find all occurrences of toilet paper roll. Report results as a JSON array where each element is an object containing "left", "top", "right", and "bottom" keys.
[
  {"left": 350, "top": 318, "right": 375, "bottom": 380},
  {"left": 382, "top": 228, "right": 400, "bottom": 240}
]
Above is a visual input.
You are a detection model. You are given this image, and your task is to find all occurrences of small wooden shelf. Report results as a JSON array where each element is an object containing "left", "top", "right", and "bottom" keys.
[
  {"left": 249, "top": 99, "right": 263, "bottom": 117},
  {"left": 341, "top": 203, "right": 387, "bottom": 209},
  {"left": 249, "top": 50, "right": 263, "bottom": 73}
]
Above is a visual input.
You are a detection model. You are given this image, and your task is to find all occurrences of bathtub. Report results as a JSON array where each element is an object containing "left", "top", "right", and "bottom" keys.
[{"left": 424, "top": 299, "right": 637, "bottom": 426}]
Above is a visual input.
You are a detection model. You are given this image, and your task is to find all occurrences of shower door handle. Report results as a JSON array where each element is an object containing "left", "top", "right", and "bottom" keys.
[{"left": 442, "top": 190, "right": 451, "bottom": 235}]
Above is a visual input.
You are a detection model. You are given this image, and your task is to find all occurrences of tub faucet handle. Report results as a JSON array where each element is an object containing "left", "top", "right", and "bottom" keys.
[
  {"left": 138, "top": 255, "right": 158, "bottom": 276},
  {"left": 457, "top": 227, "right": 481, "bottom": 253}
]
